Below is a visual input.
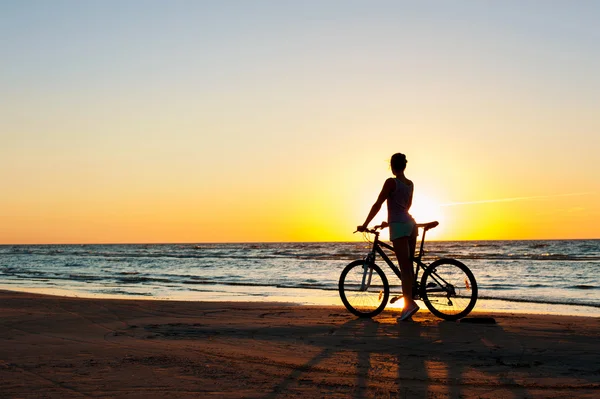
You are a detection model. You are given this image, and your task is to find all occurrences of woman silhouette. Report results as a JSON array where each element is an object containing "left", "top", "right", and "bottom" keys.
[{"left": 357, "top": 153, "right": 419, "bottom": 321}]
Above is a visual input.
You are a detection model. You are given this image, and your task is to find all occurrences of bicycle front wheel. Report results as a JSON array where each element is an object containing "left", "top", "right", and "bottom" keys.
[
  {"left": 420, "top": 258, "right": 477, "bottom": 321},
  {"left": 339, "top": 260, "right": 389, "bottom": 318}
]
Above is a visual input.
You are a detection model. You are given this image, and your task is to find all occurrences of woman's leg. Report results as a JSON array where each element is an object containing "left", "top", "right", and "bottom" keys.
[
  {"left": 409, "top": 225, "right": 418, "bottom": 261},
  {"left": 392, "top": 236, "right": 417, "bottom": 309}
]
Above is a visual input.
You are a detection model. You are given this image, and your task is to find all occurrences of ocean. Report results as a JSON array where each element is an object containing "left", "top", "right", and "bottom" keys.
[{"left": 1, "top": 240, "right": 599, "bottom": 317}]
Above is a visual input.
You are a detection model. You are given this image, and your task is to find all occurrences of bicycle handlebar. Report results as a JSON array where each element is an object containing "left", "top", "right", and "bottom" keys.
[
  {"left": 354, "top": 221, "right": 439, "bottom": 234},
  {"left": 354, "top": 222, "right": 387, "bottom": 234}
]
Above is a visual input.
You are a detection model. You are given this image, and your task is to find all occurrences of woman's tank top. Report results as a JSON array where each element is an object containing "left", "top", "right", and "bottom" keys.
[{"left": 387, "top": 178, "right": 414, "bottom": 223}]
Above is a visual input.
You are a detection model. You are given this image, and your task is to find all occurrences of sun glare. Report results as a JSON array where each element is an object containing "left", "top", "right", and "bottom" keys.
[{"left": 410, "top": 194, "right": 444, "bottom": 230}]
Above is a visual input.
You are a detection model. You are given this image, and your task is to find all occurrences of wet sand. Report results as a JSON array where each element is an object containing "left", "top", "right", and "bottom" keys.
[{"left": 0, "top": 290, "right": 599, "bottom": 398}]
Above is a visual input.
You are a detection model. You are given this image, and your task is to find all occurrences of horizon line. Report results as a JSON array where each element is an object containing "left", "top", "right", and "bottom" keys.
[{"left": 2, "top": 237, "right": 599, "bottom": 246}]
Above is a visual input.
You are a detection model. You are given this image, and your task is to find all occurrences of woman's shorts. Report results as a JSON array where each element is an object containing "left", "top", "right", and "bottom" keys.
[{"left": 389, "top": 221, "right": 416, "bottom": 241}]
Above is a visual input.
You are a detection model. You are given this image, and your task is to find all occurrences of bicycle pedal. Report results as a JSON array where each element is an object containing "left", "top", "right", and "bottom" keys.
[{"left": 389, "top": 295, "right": 403, "bottom": 304}]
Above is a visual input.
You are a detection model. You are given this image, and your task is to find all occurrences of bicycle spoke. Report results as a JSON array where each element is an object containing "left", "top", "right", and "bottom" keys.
[
  {"left": 421, "top": 260, "right": 477, "bottom": 320},
  {"left": 339, "top": 261, "right": 389, "bottom": 318}
]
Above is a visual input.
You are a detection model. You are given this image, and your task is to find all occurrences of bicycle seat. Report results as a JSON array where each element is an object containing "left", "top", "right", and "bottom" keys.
[{"left": 417, "top": 221, "right": 439, "bottom": 231}]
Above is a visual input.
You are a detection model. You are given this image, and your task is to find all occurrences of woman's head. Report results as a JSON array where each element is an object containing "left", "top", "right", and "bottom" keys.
[{"left": 390, "top": 153, "right": 407, "bottom": 173}]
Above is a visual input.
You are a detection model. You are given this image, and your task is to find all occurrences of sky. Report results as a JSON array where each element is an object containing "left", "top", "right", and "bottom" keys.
[{"left": 1, "top": 1, "right": 599, "bottom": 244}]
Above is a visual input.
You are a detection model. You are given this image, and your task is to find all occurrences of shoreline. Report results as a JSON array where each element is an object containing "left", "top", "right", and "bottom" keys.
[
  {"left": 3, "top": 284, "right": 600, "bottom": 319},
  {"left": 1, "top": 290, "right": 599, "bottom": 398}
]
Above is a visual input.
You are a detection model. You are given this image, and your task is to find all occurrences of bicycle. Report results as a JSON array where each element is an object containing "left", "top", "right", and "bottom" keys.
[{"left": 338, "top": 221, "right": 478, "bottom": 321}]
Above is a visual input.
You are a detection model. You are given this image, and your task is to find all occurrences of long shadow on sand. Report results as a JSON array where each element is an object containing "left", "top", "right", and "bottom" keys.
[
  {"left": 260, "top": 315, "right": 533, "bottom": 398},
  {"left": 141, "top": 309, "right": 600, "bottom": 398}
]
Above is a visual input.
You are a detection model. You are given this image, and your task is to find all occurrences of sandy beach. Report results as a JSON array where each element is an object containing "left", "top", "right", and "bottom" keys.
[{"left": 0, "top": 290, "right": 599, "bottom": 398}]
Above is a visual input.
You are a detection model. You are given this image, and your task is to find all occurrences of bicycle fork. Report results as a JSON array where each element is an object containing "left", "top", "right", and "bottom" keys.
[{"left": 359, "top": 252, "right": 375, "bottom": 291}]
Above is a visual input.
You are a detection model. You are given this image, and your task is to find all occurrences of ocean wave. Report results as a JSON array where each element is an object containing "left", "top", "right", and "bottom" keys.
[
  {"left": 115, "top": 276, "right": 173, "bottom": 284},
  {"left": 69, "top": 274, "right": 104, "bottom": 281},
  {"left": 3, "top": 249, "right": 599, "bottom": 262},
  {"left": 568, "top": 284, "right": 598, "bottom": 290},
  {"left": 529, "top": 243, "right": 550, "bottom": 249},
  {"left": 479, "top": 285, "right": 519, "bottom": 291},
  {"left": 93, "top": 289, "right": 154, "bottom": 296},
  {"left": 439, "top": 253, "right": 600, "bottom": 261}
]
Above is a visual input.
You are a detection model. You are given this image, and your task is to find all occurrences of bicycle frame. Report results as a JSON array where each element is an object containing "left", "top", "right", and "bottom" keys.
[{"left": 361, "top": 223, "right": 437, "bottom": 297}]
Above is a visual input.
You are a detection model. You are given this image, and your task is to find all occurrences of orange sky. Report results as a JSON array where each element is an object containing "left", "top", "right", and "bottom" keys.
[{"left": 1, "top": 2, "right": 599, "bottom": 244}]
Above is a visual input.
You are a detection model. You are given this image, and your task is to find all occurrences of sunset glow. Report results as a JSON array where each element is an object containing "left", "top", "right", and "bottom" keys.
[{"left": 1, "top": 1, "right": 599, "bottom": 244}]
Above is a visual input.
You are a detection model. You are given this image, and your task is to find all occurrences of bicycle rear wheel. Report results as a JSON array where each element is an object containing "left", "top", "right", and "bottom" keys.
[
  {"left": 420, "top": 258, "right": 477, "bottom": 321},
  {"left": 339, "top": 260, "right": 389, "bottom": 318}
]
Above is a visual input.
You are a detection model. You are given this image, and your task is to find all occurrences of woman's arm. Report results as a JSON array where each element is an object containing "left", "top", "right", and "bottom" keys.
[{"left": 357, "top": 178, "right": 395, "bottom": 231}]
